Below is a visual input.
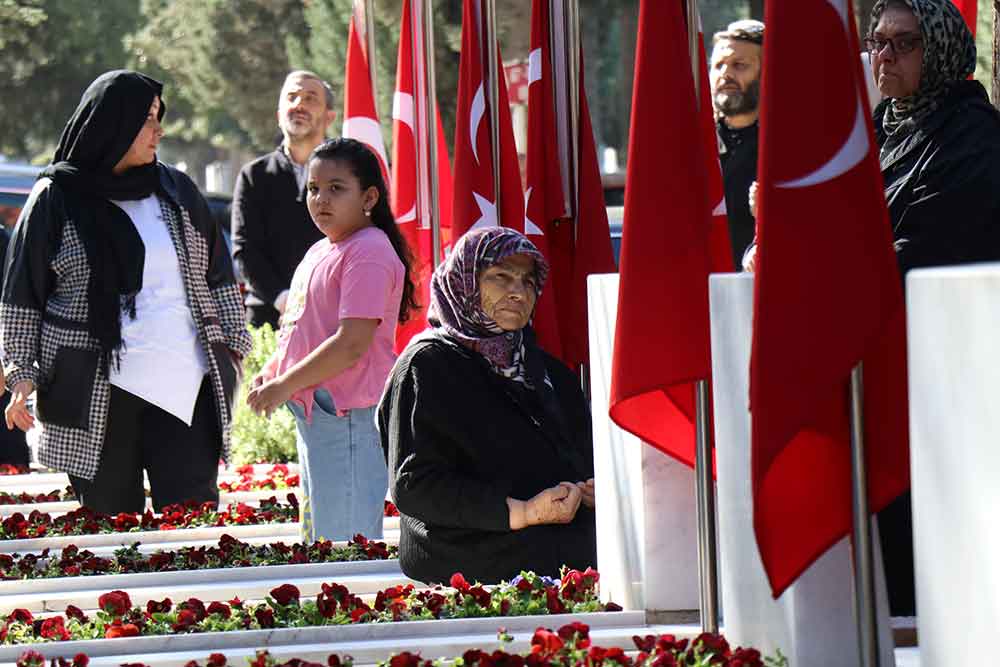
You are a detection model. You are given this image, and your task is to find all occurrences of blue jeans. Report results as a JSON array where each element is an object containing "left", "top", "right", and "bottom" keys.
[{"left": 286, "top": 389, "right": 387, "bottom": 543}]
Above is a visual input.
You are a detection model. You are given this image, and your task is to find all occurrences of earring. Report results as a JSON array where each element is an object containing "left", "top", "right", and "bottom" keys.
[{"left": 363, "top": 209, "right": 371, "bottom": 217}]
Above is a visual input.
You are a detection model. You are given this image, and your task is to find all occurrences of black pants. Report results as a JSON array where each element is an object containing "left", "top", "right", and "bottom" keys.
[
  {"left": 70, "top": 379, "right": 221, "bottom": 514},
  {"left": 247, "top": 303, "right": 280, "bottom": 330},
  {"left": 0, "top": 393, "right": 29, "bottom": 466},
  {"left": 878, "top": 491, "right": 916, "bottom": 616}
]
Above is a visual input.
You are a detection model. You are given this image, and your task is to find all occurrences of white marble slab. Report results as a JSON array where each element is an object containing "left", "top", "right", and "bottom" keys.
[
  {"left": 587, "top": 274, "right": 699, "bottom": 612},
  {"left": 906, "top": 263, "right": 1000, "bottom": 666},
  {"left": 0, "top": 610, "right": 646, "bottom": 663},
  {"left": 708, "top": 274, "right": 895, "bottom": 667},
  {"left": 0, "top": 523, "right": 301, "bottom": 553}
]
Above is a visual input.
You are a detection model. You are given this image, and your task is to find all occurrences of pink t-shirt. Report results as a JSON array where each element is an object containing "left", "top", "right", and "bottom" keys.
[{"left": 274, "top": 226, "right": 404, "bottom": 421}]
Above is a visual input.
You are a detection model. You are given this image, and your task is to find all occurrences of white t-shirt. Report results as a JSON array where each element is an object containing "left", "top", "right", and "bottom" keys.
[{"left": 108, "top": 195, "right": 208, "bottom": 425}]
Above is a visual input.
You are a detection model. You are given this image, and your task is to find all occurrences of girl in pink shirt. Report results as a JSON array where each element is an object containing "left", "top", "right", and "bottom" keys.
[{"left": 247, "top": 139, "right": 417, "bottom": 542}]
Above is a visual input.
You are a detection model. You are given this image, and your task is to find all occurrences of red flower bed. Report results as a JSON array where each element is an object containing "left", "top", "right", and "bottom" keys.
[
  {"left": 0, "top": 569, "right": 621, "bottom": 645},
  {"left": 0, "top": 464, "right": 30, "bottom": 476},
  {"left": 0, "top": 496, "right": 299, "bottom": 540},
  {"left": 0, "top": 487, "right": 75, "bottom": 506},
  {"left": 13, "top": 621, "right": 783, "bottom": 667},
  {"left": 219, "top": 465, "right": 300, "bottom": 493}
]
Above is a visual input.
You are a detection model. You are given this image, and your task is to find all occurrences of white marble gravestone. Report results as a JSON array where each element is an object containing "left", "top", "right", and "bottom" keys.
[
  {"left": 906, "top": 263, "right": 1000, "bottom": 667},
  {"left": 586, "top": 274, "right": 699, "bottom": 613},
  {"left": 708, "top": 273, "right": 895, "bottom": 666}
]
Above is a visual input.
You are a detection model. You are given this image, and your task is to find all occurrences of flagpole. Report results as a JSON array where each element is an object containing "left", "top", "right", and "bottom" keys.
[
  {"left": 417, "top": 0, "right": 442, "bottom": 266},
  {"left": 483, "top": 0, "right": 502, "bottom": 218},
  {"left": 362, "top": 0, "right": 378, "bottom": 102},
  {"left": 685, "top": 0, "right": 720, "bottom": 636},
  {"left": 565, "top": 0, "right": 580, "bottom": 237},
  {"left": 849, "top": 363, "right": 881, "bottom": 667}
]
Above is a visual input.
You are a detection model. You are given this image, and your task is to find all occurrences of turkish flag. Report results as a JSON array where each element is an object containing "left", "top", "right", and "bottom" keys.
[
  {"left": 343, "top": 10, "right": 390, "bottom": 183},
  {"left": 952, "top": 0, "right": 977, "bottom": 36},
  {"left": 524, "top": 0, "right": 568, "bottom": 361},
  {"left": 609, "top": 0, "right": 725, "bottom": 467},
  {"left": 751, "top": 0, "right": 909, "bottom": 597},
  {"left": 451, "top": 0, "right": 525, "bottom": 239},
  {"left": 391, "top": 0, "right": 454, "bottom": 352},
  {"left": 526, "top": 0, "right": 616, "bottom": 368}
]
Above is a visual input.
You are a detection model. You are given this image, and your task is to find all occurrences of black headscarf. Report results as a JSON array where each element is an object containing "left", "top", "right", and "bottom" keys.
[
  {"left": 871, "top": 0, "right": 976, "bottom": 146},
  {"left": 39, "top": 70, "right": 166, "bottom": 375}
]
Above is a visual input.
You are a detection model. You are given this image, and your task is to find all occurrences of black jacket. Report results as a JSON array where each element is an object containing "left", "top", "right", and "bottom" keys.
[
  {"left": 230, "top": 149, "right": 324, "bottom": 311},
  {"left": 719, "top": 120, "right": 759, "bottom": 269},
  {"left": 377, "top": 332, "right": 597, "bottom": 585},
  {"left": 875, "top": 80, "right": 1000, "bottom": 275},
  {"left": 0, "top": 164, "right": 251, "bottom": 480}
]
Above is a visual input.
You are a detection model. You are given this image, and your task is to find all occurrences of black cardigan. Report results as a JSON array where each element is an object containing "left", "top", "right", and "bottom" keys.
[
  {"left": 230, "top": 149, "right": 324, "bottom": 309},
  {"left": 377, "top": 332, "right": 597, "bottom": 585}
]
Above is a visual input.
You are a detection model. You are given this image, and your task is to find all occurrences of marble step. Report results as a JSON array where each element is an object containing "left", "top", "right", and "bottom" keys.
[
  {"left": 0, "top": 610, "right": 651, "bottom": 666},
  {"left": 0, "top": 523, "right": 402, "bottom": 554},
  {"left": 0, "top": 464, "right": 300, "bottom": 493},
  {"left": 0, "top": 490, "right": 304, "bottom": 517},
  {"left": 0, "top": 559, "right": 415, "bottom": 614}
]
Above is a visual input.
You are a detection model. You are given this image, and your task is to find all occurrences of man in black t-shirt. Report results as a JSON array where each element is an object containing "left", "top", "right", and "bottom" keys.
[{"left": 710, "top": 20, "right": 764, "bottom": 269}]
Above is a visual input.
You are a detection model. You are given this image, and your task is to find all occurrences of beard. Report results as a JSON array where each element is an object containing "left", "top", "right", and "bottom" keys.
[{"left": 714, "top": 78, "right": 761, "bottom": 117}]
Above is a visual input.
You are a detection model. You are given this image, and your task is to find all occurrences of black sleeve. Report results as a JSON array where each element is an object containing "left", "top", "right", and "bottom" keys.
[
  {"left": 1, "top": 181, "right": 62, "bottom": 388},
  {"left": 895, "top": 112, "right": 1000, "bottom": 274},
  {"left": 545, "top": 354, "right": 595, "bottom": 480},
  {"left": 231, "top": 165, "right": 285, "bottom": 305},
  {"left": 378, "top": 345, "right": 513, "bottom": 532}
]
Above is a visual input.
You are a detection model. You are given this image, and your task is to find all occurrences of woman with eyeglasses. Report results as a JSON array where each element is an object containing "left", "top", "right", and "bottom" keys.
[{"left": 867, "top": 0, "right": 1000, "bottom": 620}]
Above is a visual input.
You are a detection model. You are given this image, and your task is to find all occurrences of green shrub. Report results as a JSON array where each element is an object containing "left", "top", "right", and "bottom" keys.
[{"left": 230, "top": 324, "right": 299, "bottom": 464}]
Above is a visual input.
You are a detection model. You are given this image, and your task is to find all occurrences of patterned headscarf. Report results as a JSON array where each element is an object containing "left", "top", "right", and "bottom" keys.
[
  {"left": 428, "top": 227, "right": 549, "bottom": 385},
  {"left": 871, "top": 0, "right": 976, "bottom": 140}
]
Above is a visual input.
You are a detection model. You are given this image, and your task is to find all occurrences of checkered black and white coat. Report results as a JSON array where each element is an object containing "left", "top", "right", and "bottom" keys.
[{"left": 0, "top": 164, "right": 253, "bottom": 480}]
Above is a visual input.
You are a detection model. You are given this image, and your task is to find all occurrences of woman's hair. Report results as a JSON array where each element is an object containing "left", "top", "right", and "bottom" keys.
[{"left": 308, "top": 138, "right": 418, "bottom": 323}]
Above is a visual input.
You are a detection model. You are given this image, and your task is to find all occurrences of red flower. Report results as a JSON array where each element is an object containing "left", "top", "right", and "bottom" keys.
[
  {"left": 530, "top": 628, "right": 564, "bottom": 656},
  {"left": 15, "top": 650, "right": 45, "bottom": 667},
  {"left": 40, "top": 616, "right": 71, "bottom": 641},
  {"left": 180, "top": 598, "right": 208, "bottom": 621},
  {"left": 228, "top": 596, "right": 244, "bottom": 608},
  {"left": 98, "top": 590, "right": 132, "bottom": 617},
  {"left": 172, "top": 609, "right": 200, "bottom": 632},
  {"left": 7, "top": 608, "right": 33, "bottom": 624},
  {"left": 105, "top": 620, "right": 141, "bottom": 638},
  {"left": 557, "top": 621, "right": 590, "bottom": 642},
  {"left": 349, "top": 607, "right": 370, "bottom": 623},
  {"left": 544, "top": 588, "right": 566, "bottom": 614},
  {"left": 692, "top": 632, "right": 730, "bottom": 658},
  {"left": 254, "top": 607, "right": 276, "bottom": 628},
  {"left": 207, "top": 653, "right": 228, "bottom": 667},
  {"left": 449, "top": 573, "right": 471, "bottom": 593},
  {"left": 467, "top": 585, "right": 492, "bottom": 608},
  {"left": 147, "top": 598, "right": 173, "bottom": 614},
  {"left": 515, "top": 578, "right": 533, "bottom": 593},
  {"left": 726, "top": 648, "right": 763, "bottom": 667},
  {"left": 72, "top": 654, "right": 89, "bottom": 667},
  {"left": 207, "top": 602, "right": 231, "bottom": 619},
  {"left": 269, "top": 583, "right": 301, "bottom": 606},
  {"left": 389, "top": 653, "right": 423, "bottom": 667},
  {"left": 65, "top": 605, "right": 88, "bottom": 622},
  {"left": 113, "top": 513, "right": 139, "bottom": 531},
  {"left": 327, "top": 656, "right": 343, "bottom": 667}
]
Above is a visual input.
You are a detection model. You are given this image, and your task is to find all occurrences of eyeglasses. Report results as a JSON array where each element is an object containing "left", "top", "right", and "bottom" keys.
[{"left": 864, "top": 34, "right": 923, "bottom": 57}]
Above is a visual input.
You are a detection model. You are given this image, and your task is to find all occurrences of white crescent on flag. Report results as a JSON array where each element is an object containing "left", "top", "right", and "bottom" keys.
[
  {"left": 523, "top": 187, "right": 544, "bottom": 235},
  {"left": 777, "top": 0, "right": 867, "bottom": 189},
  {"left": 470, "top": 83, "right": 486, "bottom": 165},
  {"left": 391, "top": 92, "right": 417, "bottom": 223},
  {"left": 343, "top": 116, "right": 390, "bottom": 173}
]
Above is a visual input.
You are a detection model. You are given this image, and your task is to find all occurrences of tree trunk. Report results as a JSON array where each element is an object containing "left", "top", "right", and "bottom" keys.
[
  {"left": 994, "top": 0, "right": 1000, "bottom": 108},
  {"left": 748, "top": 0, "right": 764, "bottom": 20}
]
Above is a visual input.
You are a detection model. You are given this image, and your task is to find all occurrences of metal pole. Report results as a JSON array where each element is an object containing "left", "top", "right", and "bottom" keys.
[
  {"left": 686, "top": 0, "right": 700, "bottom": 104},
  {"left": 362, "top": 0, "right": 378, "bottom": 103},
  {"left": 849, "top": 363, "right": 881, "bottom": 667},
  {"left": 694, "top": 379, "right": 720, "bottom": 633},
  {"left": 565, "top": 0, "right": 580, "bottom": 234},
  {"left": 418, "top": 0, "right": 442, "bottom": 267},
  {"left": 483, "top": 0, "right": 502, "bottom": 220}
]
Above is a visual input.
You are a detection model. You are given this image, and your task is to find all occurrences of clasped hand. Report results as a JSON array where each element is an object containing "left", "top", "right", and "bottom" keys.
[
  {"left": 246, "top": 372, "right": 292, "bottom": 418},
  {"left": 508, "top": 478, "right": 595, "bottom": 530}
]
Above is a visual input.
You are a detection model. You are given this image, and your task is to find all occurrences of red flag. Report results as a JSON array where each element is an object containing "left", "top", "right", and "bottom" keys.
[
  {"left": 343, "top": 9, "right": 389, "bottom": 182},
  {"left": 609, "top": 0, "right": 722, "bottom": 467},
  {"left": 952, "top": 0, "right": 977, "bottom": 36},
  {"left": 750, "top": 0, "right": 908, "bottom": 597},
  {"left": 526, "top": 0, "right": 617, "bottom": 368},
  {"left": 451, "top": 0, "right": 524, "bottom": 240},
  {"left": 391, "top": 0, "right": 454, "bottom": 352},
  {"left": 524, "top": 0, "right": 568, "bottom": 361}
]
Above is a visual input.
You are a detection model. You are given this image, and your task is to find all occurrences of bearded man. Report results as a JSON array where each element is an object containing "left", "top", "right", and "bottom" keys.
[
  {"left": 231, "top": 71, "right": 336, "bottom": 328},
  {"left": 711, "top": 20, "right": 764, "bottom": 269}
]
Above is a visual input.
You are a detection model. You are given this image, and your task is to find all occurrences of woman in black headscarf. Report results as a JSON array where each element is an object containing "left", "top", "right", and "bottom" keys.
[
  {"left": 865, "top": 0, "right": 1000, "bottom": 617},
  {"left": 378, "top": 227, "right": 597, "bottom": 585},
  {"left": 1, "top": 71, "right": 251, "bottom": 513},
  {"left": 867, "top": 0, "right": 1000, "bottom": 274}
]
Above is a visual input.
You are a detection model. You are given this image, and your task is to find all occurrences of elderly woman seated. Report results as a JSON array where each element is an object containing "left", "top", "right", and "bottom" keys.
[{"left": 378, "top": 227, "right": 597, "bottom": 584}]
